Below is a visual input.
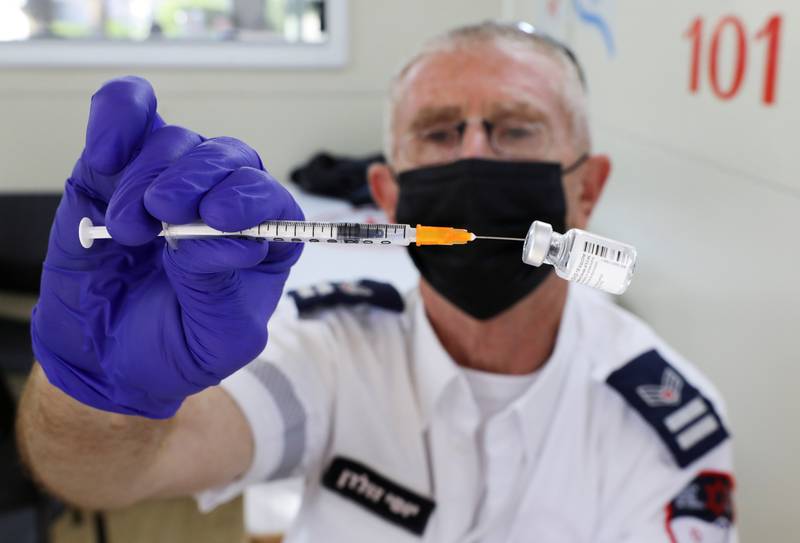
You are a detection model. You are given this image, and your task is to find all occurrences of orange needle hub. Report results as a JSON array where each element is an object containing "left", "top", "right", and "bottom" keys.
[{"left": 414, "top": 225, "right": 476, "bottom": 246}]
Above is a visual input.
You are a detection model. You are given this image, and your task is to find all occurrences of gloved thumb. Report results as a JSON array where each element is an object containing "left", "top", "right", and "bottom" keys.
[{"left": 85, "top": 76, "right": 166, "bottom": 177}]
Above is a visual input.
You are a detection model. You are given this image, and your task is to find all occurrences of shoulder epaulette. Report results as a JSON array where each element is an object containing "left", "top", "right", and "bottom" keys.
[
  {"left": 288, "top": 279, "right": 404, "bottom": 316},
  {"left": 606, "top": 349, "right": 729, "bottom": 468}
]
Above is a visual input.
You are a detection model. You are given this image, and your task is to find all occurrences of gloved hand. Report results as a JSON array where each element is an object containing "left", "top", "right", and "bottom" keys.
[{"left": 31, "top": 76, "right": 304, "bottom": 419}]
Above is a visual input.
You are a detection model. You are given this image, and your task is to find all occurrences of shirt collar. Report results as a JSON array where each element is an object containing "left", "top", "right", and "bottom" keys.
[
  {"left": 408, "top": 289, "right": 462, "bottom": 430},
  {"left": 409, "top": 285, "right": 583, "bottom": 437},
  {"left": 510, "top": 285, "right": 582, "bottom": 459}
]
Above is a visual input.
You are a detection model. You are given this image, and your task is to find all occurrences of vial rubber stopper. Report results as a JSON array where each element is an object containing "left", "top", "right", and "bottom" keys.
[{"left": 521, "top": 221, "right": 552, "bottom": 267}]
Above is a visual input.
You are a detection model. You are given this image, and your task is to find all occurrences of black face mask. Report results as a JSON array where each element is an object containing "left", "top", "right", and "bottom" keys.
[{"left": 396, "top": 157, "right": 583, "bottom": 320}]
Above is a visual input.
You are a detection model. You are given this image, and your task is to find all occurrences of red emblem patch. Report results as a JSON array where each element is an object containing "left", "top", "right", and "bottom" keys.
[{"left": 666, "top": 471, "right": 734, "bottom": 543}]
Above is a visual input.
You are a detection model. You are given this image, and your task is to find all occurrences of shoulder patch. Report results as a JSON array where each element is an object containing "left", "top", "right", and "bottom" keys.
[
  {"left": 288, "top": 279, "right": 404, "bottom": 316},
  {"left": 666, "top": 471, "right": 734, "bottom": 542},
  {"left": 606, "top": 349, "right": 729, "bottom": 467}
]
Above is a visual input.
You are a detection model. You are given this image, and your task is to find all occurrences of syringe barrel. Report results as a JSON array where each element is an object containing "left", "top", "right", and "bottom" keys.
[
  {"left": 163, "top": 221, "right": 414, "bottom": 246},
  {"left": 79, "top": 217, "right": 416, "bottom": 248}
]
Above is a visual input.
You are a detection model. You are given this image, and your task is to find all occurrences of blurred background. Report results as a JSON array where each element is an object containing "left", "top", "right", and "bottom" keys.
[
  {"left": 0, "top": 0, "right": 326, "bottom": 42},
  {"left": 0, "top": 0, "right": 796, "bottom": 541}
]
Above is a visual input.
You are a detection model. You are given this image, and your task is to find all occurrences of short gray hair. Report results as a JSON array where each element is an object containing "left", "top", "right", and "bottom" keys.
[{"left": 383, "top": 21, "right": 591, "bottom": 163}]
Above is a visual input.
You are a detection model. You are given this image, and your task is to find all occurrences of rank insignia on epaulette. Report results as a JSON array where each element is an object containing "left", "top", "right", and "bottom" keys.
[{"left": 607, "top": 350, "right": 730, "bottom": 468}]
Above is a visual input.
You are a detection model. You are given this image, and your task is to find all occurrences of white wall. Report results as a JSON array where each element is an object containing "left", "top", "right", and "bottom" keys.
[
  {"left": 0, "top": 0, "right": 503, "bottom": 192},
  {"left": 513, "top": 0, "right": 798, "bottom": 540}
]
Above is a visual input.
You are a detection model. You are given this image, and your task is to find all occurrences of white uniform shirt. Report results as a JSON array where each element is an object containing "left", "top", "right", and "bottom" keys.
[{"left": 197, "top": 282, "right": 736, "bottom": 542}]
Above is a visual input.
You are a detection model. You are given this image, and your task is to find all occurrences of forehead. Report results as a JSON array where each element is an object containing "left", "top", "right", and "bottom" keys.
[{"left": 394, "top": 42, "right": 569, "bottom": 130}]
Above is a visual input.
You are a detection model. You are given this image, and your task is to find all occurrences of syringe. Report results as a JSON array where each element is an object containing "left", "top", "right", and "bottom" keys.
[
  {"left": 78, "top": 217, "right": 479, "bottom": 249},
  {"left": 78, "top": 217, "right": 639, "bottom": 294}
]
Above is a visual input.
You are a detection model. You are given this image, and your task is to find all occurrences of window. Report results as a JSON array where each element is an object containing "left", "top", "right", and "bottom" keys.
[{"left": 0, "top": 0, "right": 348, "bottom": 67}]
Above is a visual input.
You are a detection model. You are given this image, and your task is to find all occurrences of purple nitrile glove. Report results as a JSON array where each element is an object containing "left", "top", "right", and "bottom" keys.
[{"left": 31, "top": 76, "right": 304, "bottom": 419}]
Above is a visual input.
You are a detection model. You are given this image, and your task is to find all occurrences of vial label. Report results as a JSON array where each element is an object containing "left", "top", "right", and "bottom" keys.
[{"left": 565, "top": 231, "right": 634, "bottom": 294}]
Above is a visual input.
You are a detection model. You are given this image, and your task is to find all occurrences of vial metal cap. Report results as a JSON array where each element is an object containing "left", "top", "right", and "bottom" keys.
[{"left": 522, "top": 221, "right": 553, "bottom": 267}]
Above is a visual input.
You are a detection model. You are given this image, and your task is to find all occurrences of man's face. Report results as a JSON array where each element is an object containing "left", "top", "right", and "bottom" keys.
[
  {"left": 369, "top": 41, "right": 607, "bottom": 231},
  {"left": 391, "top": 43, "right": 577, "bottom": 172}
]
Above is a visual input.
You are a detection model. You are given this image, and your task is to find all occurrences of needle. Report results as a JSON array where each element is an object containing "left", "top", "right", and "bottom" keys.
[{"left": 474, "top": 235, "right": 526, "bottom": 242}]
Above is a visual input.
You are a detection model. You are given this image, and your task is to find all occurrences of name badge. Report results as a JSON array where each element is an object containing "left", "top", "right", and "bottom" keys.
[{"left": 322, "top": 456, "right": 436, "bottom": 536}]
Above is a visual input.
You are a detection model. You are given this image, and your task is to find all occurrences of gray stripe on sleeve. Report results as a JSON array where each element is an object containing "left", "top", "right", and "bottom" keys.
[{"left": 246, "top": 362, "right": 307, "bottom": 479}]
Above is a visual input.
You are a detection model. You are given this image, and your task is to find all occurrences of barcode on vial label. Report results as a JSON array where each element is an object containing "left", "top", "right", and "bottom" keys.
[{"left": 583, "top": 241, "right": 627, "bottom": 264}]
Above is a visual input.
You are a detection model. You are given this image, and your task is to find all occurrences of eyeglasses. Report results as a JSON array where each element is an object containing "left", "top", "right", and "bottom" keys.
[
  {"left": 396, "top": 22, "right": 587, "bottom": 166},
  {"left": 399, "top": 117, "right": 553, "bottom": 166}
]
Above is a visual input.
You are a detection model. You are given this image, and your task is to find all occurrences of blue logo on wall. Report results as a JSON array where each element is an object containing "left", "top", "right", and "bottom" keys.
[{"left": 572, "top": 0, "right": 616, "bottom": 57}]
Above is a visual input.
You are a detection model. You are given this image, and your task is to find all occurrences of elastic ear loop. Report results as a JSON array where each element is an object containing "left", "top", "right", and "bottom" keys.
[{"left": 562, "top": 152, "right": 590, "bottom": 175}]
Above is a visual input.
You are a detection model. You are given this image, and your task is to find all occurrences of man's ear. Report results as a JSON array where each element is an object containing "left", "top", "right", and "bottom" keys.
[
  {"left": 368, "top": 162, "right": 400, "bottom": 223},
  {"left": 571, "top": 154, "right": 611, "bottom": 228}
]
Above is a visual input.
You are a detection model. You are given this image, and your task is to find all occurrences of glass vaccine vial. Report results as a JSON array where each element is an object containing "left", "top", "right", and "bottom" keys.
[{"left": 522, "top": 221, "right": 638, "bottom": 295}]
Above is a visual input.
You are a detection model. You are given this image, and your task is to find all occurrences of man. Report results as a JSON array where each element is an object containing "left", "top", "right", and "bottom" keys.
[{"left": 17, "top": 22, "right": 735, "bottom": 542}]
